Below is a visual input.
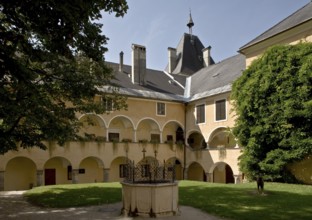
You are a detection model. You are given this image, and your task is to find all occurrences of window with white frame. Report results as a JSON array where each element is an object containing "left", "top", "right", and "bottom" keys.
[
  {"left": 102, "top": 96, "right": 115, "bottom": 112},
  {"left": 215, "top": 99, "right": 226, "bottom": 121},
  {"left": 196, "top": 104, "right": 205, "bottom": 124},
  {"left": 157, "top": 102, "right": 166, "bottom": 116}
]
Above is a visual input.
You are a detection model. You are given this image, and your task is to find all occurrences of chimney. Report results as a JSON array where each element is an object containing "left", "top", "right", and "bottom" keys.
[
  {"left": 119, "top": 51, "right": 124, "bottom": 72},
  {"left": 202, "top": 46, "right": 212, "bottom": 67},
  {"left": 168, "top": 47, "right": 177, "bottom": 73},
  {"left": 131, "top": 44, "right": 146, "bottom": 85}
]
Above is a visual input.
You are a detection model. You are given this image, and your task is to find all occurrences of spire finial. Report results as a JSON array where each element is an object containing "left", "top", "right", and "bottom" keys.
[{"left": 187, "top": 10, "right": 194, "bottom": 35}]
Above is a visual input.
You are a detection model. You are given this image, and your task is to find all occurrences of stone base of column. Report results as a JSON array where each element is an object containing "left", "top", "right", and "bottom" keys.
[
  {"left": 0, "top": 171, "right": 4, "bottom": 191},
  {"left": 104, "top": 169, "right": 110, "bottom": 182}
]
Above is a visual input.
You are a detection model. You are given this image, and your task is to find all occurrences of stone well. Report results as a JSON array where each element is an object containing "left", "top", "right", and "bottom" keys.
[{"left": 121, "top": 157, "right": 179, "bottom": 217}]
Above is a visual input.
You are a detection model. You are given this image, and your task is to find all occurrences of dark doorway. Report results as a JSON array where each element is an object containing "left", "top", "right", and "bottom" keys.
[
  {"left": 45, "top": 169, "right": 56, "bottom": 185},
  {"left": 225, "top": 164, "right": 234, "bottom": 183}
]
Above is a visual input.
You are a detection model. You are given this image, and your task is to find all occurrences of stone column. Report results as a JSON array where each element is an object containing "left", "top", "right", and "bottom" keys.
[
  {"left": 133, "top": 130, "right": 137, "bottom": 143},
  {"left": 72, "top": 169, "right": 79, "bottom": 184},
  {"left": 234, "top": 174, "right": 242, "bottom": 184},
  {"left": 205, "top": 172, "right": 213, "bottom": 183},
  {"left": 104, "top": 168, "right": 110, "bottom": 182},
  {"left": 0, "top": 171, "right": 4, "bottom": 191},
  {"left": 36, "top": 170, "right": 44, "bottom": 187},
  {"left": 183, "top": 168, "right": 188, "bottom": 180}
]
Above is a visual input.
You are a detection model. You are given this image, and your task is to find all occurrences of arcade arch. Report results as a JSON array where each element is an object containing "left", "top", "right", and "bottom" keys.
[
  {"left": 79, "top": 114, "right": 107, "bottom": 139},
  {"left": 44, "top": 157, "right": 72, "bottom": 186},
  {"left": 5, "top": 157, "right": 36, "bottom": 190},
  {"left": 136, "top": 118, "right": 161, "bottom": 142},
  {"left": 166, "top": 157, "right": 183, "bottom": 180},
  {"left": 210, "top": 162, "right": 235, "bottom": 184},
  {"left": 108, "top": 116, "right": 135, "bottom": 142},
  {"left": 208, "top": 127, "right": 236, "bottom": 148},
  {"left": 78, "top": 157, "right": 104, "bottom": 183},
  {"left": 110, "top": 156, "right": 130, "bottom": 182},
  {"left": 162, "top": 121, "right": 185, "bottom": 144},
  {"left": 187, "top": 162, "right": 205, "bottom": 181},
  {"left": 187, "top": 131, "right": 207, "bottom": 149}
]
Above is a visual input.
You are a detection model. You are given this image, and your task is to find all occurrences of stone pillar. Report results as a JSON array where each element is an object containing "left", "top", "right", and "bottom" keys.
[
  {"left": 72, "top": 169, "right": 79, "bottom": 184},
  {"left": 104, "top": 168, "right": 110, "bottom": 182},
  {"left": 36, "top": 170, "right": 44, "bottom": 187},
  {"left": 183, "top": 168, "right": 188, "bottom": 180},
  {"left": 205, "top": 172, "right": 213, "bottom": 182},
  {"left": 0, "top": 171, "right": 4, "bottom": 191},
  {"left": 234, "top": 174, "right": 242, "bottom": 184},
  {"left": 134, "top": 130, "right": 137, "bottom": 143}
]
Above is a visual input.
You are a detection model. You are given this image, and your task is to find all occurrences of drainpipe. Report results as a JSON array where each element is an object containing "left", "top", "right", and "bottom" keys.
[{"left": 183, "top": 103, "right": 187, "bottom": 180}]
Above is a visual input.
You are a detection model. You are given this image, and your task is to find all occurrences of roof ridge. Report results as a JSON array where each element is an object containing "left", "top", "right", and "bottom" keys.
[
  {"left": 105, "top": 61, "right": 163, "bottom": 72},
  {"left": 239, "top": 2, "right": 312, "bottom": 51}
]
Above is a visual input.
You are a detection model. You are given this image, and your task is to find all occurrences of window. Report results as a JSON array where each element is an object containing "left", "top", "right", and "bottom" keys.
[
  {"left": 215, "top": 99, "right": 226, "bottom": 121},
  {"left": 67, "top": 166, "right": 72, "bottom": 180},
  {"left": 157, "top": 102, "right": 165, "bottom": 115},
  {"left": 196, "top": 104, "right": 205, "bottom": 124},
  {"left": 166, "top": 135, "right": 173, "bottom": 142},
  {"left": 119, "top": 164, "right": 128, "bottom": 178},
  {"left": 102, "top": 96, "right": 115, "bottom": 111},
  {"left": 79, "top": 169, "right": 85, "bottom": 174},
  {"left": 109, "top": 132, "right": 119, "bottom": 142},
  {"left": 151, "top": 134, "right": 160, "bottom": 143}
]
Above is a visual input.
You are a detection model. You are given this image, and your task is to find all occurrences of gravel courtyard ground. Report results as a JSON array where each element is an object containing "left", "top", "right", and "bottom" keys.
[{"left": 0, "top": 191, "right": 224, "bottom": 220}]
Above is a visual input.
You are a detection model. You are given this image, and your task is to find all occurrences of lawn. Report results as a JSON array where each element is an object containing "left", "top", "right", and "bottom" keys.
[{"left": 24, "top": 181, "right": 312, "bottom": 220}]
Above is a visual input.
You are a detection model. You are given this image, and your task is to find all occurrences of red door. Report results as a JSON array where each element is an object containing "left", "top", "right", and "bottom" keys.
[{"left": 45, "top": 169, "right": 56, "bottom": 185}]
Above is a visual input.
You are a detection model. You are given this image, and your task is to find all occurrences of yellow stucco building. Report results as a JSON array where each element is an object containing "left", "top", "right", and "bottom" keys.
[{"left": 1, "top": 3, "right": 311, "bottom": 191}]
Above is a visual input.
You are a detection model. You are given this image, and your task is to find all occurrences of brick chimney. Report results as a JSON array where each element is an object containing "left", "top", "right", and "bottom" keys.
[
  {"left": 131, "top": 44, "right": 146, "bottom": 85},
  {"left": 202, "top": 46, "right": 212, "bottom": 67},
  {"left": 168, "top": 47, "right": 177, "bottom": 73}
]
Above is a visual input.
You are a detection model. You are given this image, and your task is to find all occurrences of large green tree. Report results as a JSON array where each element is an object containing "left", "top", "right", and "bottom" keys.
[
  {"left": 0, "top": 0, "right": 128, "bottom": 154},
  {"left": 231, "top": 43, "right": 312, "bottom": 182}
]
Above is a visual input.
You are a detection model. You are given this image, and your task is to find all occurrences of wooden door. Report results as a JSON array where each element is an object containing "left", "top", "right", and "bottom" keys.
[{"left": 45, "top": 169, "right": 56, "bottom": 185}]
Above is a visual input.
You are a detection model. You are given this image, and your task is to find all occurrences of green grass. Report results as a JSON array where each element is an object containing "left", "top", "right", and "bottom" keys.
[
  {"left": 24, "top": 181, "right": 312, "bottom": 220},
  {"left": 179, "top": 181, "right": 312, "bottom": 220},
  {"left": 24, "top": 182, "right": 122, "bottom": 208}
]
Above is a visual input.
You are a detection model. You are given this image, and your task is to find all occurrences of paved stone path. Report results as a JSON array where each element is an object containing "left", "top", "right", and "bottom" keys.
[{"left": 0, "top": 191, "right": 224, "bottom": 220}]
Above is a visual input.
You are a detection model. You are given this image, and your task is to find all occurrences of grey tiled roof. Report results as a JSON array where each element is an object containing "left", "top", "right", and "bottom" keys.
[
  {"left": 186, "top": 54, "right": 245, "bottom": 100},
  {"left": 165, "top": 33, "right": 215, "bottom": 77},
  {"left": 106, "top": 62, "right": 184, "bottom": 97},
  {"left": 240, "top": 2, "right": 312, "bottom": 51},
  {"left": 98, "top": 86, "right": 186, "bottom": 102},
  {"left": 105, "top": 53, "right": 245, "bottom": 102}
]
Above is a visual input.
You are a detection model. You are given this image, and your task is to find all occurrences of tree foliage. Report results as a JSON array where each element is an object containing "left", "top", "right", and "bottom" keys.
[
  {"left": 231, "top": 43, "right": 312, "bottom": 182},
  {"left": 0, "top": 0, "right": 128, "bottom": 154}
]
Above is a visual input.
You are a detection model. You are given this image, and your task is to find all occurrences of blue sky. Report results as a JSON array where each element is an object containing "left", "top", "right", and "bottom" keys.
[{"left": 100, "top": 0, "right": 310, "bottom": 70}]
